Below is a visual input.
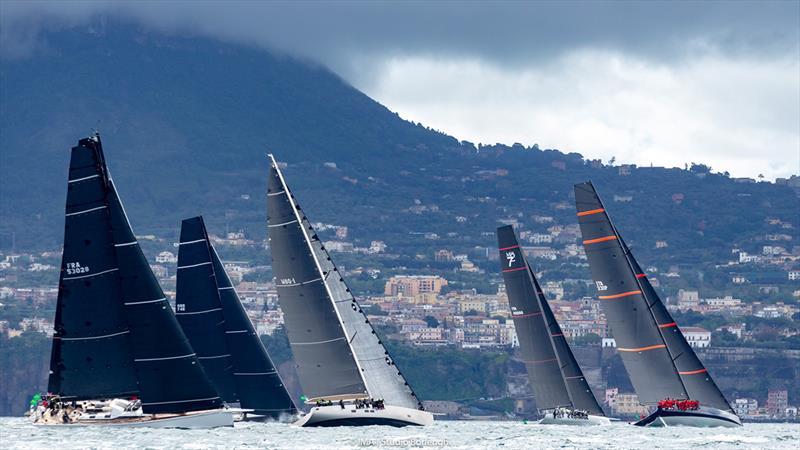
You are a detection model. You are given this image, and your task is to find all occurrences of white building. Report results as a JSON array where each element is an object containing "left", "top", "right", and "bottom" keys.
[
  {"left": 156, "top": 251, "right": 177, "bottom": 264},
  {"left": 681, "top": 327, "right": 711, "bottom": 348}
]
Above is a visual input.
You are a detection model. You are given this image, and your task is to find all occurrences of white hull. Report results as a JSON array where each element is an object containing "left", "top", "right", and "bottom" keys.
[
  {"left": 293, "top": 404, "right": 433, "bottom": 427},
  {"left": 36, "top": 409, "right": 233, "bottom": 429},
  {"left": 538, "top": 414, "right": 611, "bottom": 426}
]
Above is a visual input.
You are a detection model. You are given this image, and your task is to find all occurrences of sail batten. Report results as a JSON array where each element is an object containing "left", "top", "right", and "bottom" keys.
[{"left": 575, "top": 181, "right": 691, "bottom": 405}]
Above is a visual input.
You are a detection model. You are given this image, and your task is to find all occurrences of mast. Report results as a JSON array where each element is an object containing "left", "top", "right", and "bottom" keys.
[
  {"left": 178, "top": 215, "right": 298, "bottom": 416},
  {"left": 620, "top": 238, "right": 734, "bottom": 412},
  {"left": 529, "top": 265, "right": 605, "bottom": 416},
  {"left": 574, "top": 181, "right": 688, "bottom": 404},
  {"left": 267, "top": 155, "right": 421, "bottom": 409},
  {"left": 496, "top": 225, "right": 572, "bottom": 411},
  {"left": 175, "top": 217, "right": 239, "bottom": 404}
]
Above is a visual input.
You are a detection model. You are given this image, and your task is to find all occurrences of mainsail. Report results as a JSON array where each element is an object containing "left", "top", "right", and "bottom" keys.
[
  {"left": 497, "top": 226, "right": 571, "bottom": 410},
  {"left": 574, "top": 181, "right": 688, "bottom": 404},
  {"left": 49, "top": 135, "right": 223, "bottom": 414},
  {"left": 267, "top": 155, "right": 422, "bottom": 409},
  {"left": 176, "top": 217, "right": 238, "bottom": 403},
  {"left": 178, "top": 216, "right": 298, "bottom": 416},
  {"left": 530, "top": 267, "right": 605, "bottom": 416}
]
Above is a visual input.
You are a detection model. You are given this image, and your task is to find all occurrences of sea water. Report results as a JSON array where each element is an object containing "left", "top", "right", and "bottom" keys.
[{"left": 0, "top": 417, "right": 797, "bottom": 449}]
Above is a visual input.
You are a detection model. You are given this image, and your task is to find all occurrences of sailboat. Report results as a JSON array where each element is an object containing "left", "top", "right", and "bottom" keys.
[
  {"left": 497, "top": 225, "right": 609, "bottom": 425},
  {"left": 38, "top": 134, "right": 233, "bottom": 428},
  {"left": 574, "top": 181, "right": 741, "bottom": 427},
  {"left": 265, "top": 154, "right": 433, "bottom": 427},
  {"left": 175, "top": 216, "right": 298, "bottom": 420}
]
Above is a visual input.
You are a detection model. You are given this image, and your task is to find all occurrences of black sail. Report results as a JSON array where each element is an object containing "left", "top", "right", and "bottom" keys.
[
  {"left": 106, "top": 173, "right": 222, "bottom": 414},
  {"left": 530, "top": 267, "right": 605, "bottom": 416},
  {"left": 48, "top": 136, "right": 139, "bottom": 400},
  {"left": 266, "top": 160, "right": 368, "bottom": 401},
  {"left": 497, "top": 226, "right": 572, "bottom": 410},
  {"left": 175, "top": 217, "right": 238, "bottom": 404},
  {"left": 177, "top": 215, "right": 299, "bottom": 416},
  {"left": 574, "top": 181, "right": 688, "bottom": 404},
  {"left": 620, "top": 238, "right": 734, "bottom": 413}
]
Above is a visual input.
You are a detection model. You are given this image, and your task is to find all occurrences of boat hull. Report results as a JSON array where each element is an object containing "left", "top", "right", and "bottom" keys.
[
  {"left": 538, "top": 414, "right": 611, "bottom": 426},
  {"left": 634, "top": 406, "right": 741, "bottom": 428},
  {"left": 36, "top": 409, "right": 234, "bottom": 429},
  {"left": 293, "top": 404, "right": 433, "bottom": 427}
]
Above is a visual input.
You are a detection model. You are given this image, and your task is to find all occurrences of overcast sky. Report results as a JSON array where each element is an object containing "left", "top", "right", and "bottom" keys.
[{"left": 2, "top": 0, "right": 798, "bottom": 179}]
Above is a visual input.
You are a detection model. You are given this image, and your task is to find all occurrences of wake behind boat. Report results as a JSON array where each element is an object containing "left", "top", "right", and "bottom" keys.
[
  {"left": 33, "top": 134, "right": 232, "bottom": 428},
  {"left": 266, "top": 155, "right": 432, "bottom": 427}
]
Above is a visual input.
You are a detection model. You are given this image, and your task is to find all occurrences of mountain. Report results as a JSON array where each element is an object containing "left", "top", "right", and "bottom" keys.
[{"left": 1, "top": 21, "right": 798, "bottom": 268}]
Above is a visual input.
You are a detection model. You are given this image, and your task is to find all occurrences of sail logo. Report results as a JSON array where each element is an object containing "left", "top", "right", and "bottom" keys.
[
  {"left": 595, "top": 280, "right": 608, "bottom": 291},
  {"left": 280, "top": 278, "right": 296, "bottom": 285},
  {"left": 65, "top": 262, "right": 89, "bottom": 275},
  {"left": 176, "top": 304, "right": 186, "bottom": 312},
  {"left": 505, "top": 251, "right": 516, "bottom": 267}
]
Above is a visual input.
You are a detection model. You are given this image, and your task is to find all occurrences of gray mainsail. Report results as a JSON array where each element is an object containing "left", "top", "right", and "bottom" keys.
[
  {"left": 267, "top": 155, "right": 422, "bottom": 409},
  {"left": 620, "top": 238, "right": 734, "bottom": 413},
  {"left": 574, "top": 181, "right": 688, "bottom": 404},
  {"left": 530, "top": 266, "right": 605, "bottom": 416},
  {"left": 497, "top": 226, "right": 572, "bottom": 410}
]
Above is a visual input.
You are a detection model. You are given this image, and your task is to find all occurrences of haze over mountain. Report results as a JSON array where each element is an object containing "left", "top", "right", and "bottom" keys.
[{"left": 0, "top": 23, "right": 797, "bottom": 266}]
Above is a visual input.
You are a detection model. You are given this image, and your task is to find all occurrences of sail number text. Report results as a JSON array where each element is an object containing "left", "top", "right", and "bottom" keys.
[{"left": 65, "top": 262, "right": 90, "bottom": 275}]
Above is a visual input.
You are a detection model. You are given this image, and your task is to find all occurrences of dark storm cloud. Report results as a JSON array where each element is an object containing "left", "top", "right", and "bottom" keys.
[{"left": 1, "top": 0, "right": 798, "bottom": 78}]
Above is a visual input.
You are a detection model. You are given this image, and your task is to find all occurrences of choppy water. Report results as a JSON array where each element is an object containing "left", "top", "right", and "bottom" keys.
[{"left": 0, "top": 418, "right": 798, "bottom": 449}]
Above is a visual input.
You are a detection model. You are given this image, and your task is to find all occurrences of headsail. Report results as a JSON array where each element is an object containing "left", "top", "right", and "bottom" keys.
[
  {"left": 178, "top": 216, "right": 298, "bottom": 416},
  {"left": 620, "top": 238, "right": 734, "bottom": 413},
  {"left": 48, "top": 135, "right": 139, "bottom": 400},
  {"left": 497, "top": 225, "right": 572, "bottom": 411},
  {"left": 574, "top": 181, "right": 688, "bottom": 404},
  {"left": 176, "top": 217, "right": 238, "bottom": 404},
  {"left": 267, "top": 155, "right": 422, "bottom": 409},
  {"left": 530, "top": 266, "right": 605, "bottom": 416}
]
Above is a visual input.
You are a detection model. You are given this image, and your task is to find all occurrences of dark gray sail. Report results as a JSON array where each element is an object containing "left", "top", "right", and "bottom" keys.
[
  {"left": 620, "top": 238, "right": 734, "bottom": 413},
  {"left": 178, "top": 216, "right": 298, "bottom": 416},
  {"left": 266, "top": 158, "right": 368, "bottom": 401},
  {"left": 530, "top": 266, "right": 605, "bottom": 416},
  {"left": 267, "top": 155, "right": 421, "bottom": 409},
  {"left": 497, "top": 226, "right": 572, "bottom": 410},
  {"left": 574, "top": 181, "right": 688, "bottom": 404},
  {"left": 48, "top": 136, "right": 139, "bottom": 400},
  {"left": 176, "top": 217, "right": 238, "bottom": 404}
]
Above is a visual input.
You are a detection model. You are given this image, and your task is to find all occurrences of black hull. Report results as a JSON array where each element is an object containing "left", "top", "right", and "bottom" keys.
[{"left": 634, "top": 407, "right": 742, "bottom": 428}]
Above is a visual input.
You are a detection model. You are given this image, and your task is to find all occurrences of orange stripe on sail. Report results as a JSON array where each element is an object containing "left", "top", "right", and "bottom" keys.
[
  {"left": 618, "top": 344, "right": 666, "bottom": 352},
  {"left": 577, "top": 208, "right": 605, "bottom": 217},
  {"left": 658, "top": 322, "right": 677, "bottom": 328},
  {"left": 636, "top": 273, "right": 647, "bottom": 278},
  {"left": 583, "top": 235, "right": 617, "bottom": 245},
  {"left": 679, "top": 368, "right": 708, "bottom": 375},
  {"left": 599, "top": 290, "right": 642, "bottom": 299}
]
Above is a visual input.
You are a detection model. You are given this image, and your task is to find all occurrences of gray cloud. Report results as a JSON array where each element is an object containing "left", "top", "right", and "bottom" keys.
[{"left": 2, "top": 1, "right": 798, "bottom": 81}]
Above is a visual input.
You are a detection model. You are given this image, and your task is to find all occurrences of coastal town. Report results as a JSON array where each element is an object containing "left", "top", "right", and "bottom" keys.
[{"left": 2, "top": 210, "right": 798, "bottom": 420}]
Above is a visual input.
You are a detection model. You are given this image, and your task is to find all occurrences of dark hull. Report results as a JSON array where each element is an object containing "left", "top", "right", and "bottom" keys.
[{"left": 634, "top": 407, "right": 742, "bottom": 428}]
